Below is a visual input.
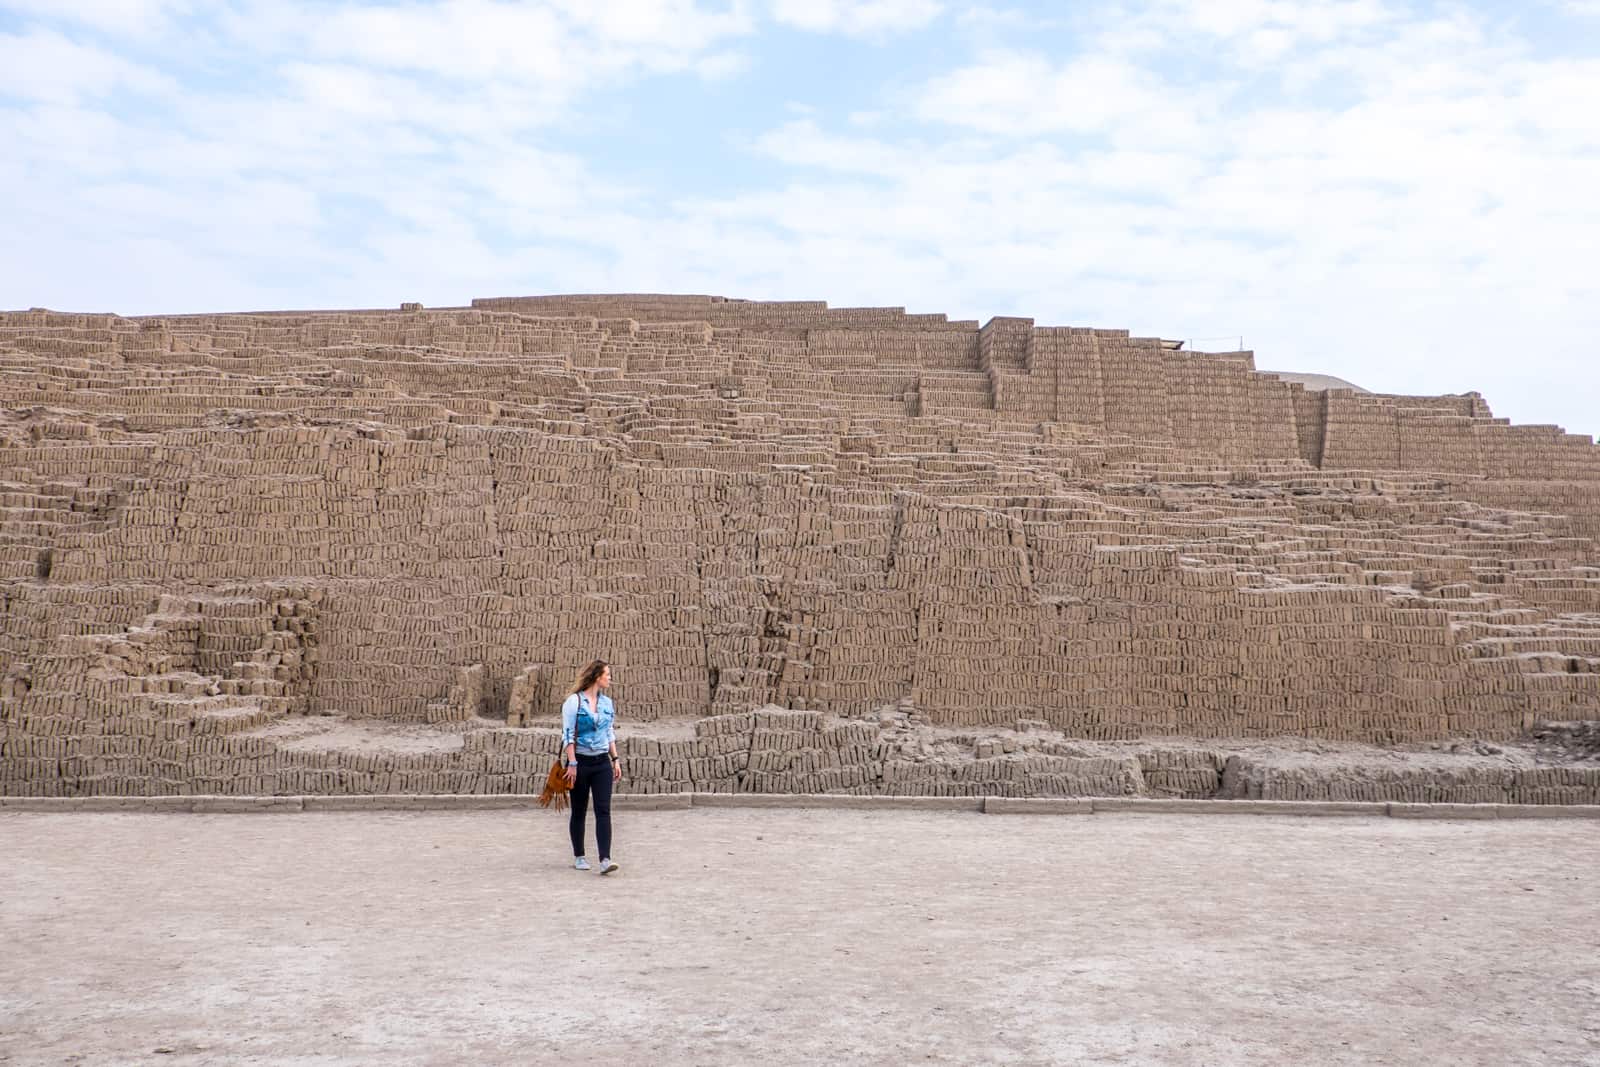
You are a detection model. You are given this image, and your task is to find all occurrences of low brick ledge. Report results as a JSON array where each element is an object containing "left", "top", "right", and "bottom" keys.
[{"left": 1, "top": 795, "right": 1598, "bottom": 819}]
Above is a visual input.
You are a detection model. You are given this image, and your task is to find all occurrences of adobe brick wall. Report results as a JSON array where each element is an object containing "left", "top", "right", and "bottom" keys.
[{"left": 1, "top": 296, "right": 1596, "bottom": 798}]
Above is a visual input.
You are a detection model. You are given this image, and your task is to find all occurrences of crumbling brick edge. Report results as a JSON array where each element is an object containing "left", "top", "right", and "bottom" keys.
[{"left": 1, "top": 794, "right": 1597, "bottom": 819}]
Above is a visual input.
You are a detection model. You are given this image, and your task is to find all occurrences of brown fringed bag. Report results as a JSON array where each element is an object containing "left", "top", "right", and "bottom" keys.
[{"left": 539, "top": 756, "right": 571, "bottom": 811}]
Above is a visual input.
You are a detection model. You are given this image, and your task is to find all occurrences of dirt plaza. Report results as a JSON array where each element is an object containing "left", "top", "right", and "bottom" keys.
[{"left": 3, "top": 807, "right": 1598, "bottom": 1066}]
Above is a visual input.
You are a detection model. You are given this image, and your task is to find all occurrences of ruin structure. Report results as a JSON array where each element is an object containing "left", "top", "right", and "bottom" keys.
[{"left": 2, "top": 295, "right": 1597, "bottom": 801}]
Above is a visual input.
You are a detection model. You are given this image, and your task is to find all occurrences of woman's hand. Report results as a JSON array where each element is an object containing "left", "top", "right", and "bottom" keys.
[
  {"left": 612, "top": 759, "right": 623, "bottom": 783},
  {"left": 564, "top": 765, "right": 577, "bottom": 788}
]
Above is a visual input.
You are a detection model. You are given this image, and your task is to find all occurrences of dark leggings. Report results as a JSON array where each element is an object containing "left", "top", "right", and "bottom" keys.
[{"left": 569, "top": 753, "right": 613, "bottom": 860}]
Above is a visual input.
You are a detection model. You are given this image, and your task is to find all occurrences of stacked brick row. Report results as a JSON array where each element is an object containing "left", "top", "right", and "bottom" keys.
[
  {"left": 9, "top": 693, "right": 1598, "bottom": 802},
  {"left": 1227, "top": 761, "right": 1600, "bottom": 805}
]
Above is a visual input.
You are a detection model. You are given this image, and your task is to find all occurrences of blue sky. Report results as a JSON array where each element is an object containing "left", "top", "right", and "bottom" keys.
[{"left": 3, "top": 0, "right": 1598, "bottom": 438}]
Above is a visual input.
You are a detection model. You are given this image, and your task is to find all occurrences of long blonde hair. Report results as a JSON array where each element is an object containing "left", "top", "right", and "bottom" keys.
[{"left": 571, "top": 659, "right": 609, "bottom": 695}]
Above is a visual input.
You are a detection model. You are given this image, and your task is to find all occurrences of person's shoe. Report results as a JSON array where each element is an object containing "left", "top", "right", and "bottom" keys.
[
  {"left": 599, "top": 858, "right": 620, "bottom": 876},
  {"left": 574, "top": 856, "right": 591, "bottom": 871}
]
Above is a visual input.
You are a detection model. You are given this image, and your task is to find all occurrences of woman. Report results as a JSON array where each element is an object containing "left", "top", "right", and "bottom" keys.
[{"left": 561, "top": 659, "right": 622, "bottom": 874}]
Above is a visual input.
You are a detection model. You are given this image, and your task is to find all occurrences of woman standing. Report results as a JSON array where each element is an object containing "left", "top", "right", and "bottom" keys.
[{"left": 562, "top": 660, "right": 622, "bottom": 875}]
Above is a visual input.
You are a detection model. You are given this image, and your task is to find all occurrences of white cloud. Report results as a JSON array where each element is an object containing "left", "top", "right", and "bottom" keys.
[
  {"left": 0, "top": 0, "right": 195, "bottom": 36},
  {"left": 771, "top": 0, "right": 943, "bottom": 36},
  {"left": 757, "top": 118, "right": 926, "bottom": 176},
  {"left": 695, "top": 50, "right": 752, "bottom": 79},
  {"left": 0, "top": 28, "right": 175, "bottom": 103},
  {"left": 916, "top": 51, "right": 1221, "bottom": 145},
  {"left": 241, "top": 0, "right": 753, "bottom": 99},
  {"left": 1163, "top": 0, "right": 1394, "bottom": 43},
  {"left": 954, "top": 5, "right": 1060, "bottom": 30}
]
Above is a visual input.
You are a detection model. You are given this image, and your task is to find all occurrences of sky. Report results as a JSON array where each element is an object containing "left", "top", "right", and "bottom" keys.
[{"left": 2, "top": 0, "right": 1598, "bottom": 439}]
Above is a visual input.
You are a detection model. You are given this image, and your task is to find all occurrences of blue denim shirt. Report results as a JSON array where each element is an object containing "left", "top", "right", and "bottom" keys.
[{"left": 561, "top": 691, "right": 615, "bottom": 756}]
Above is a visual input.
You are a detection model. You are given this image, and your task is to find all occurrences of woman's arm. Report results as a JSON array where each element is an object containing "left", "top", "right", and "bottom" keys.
[
  {"left": 560, "top": 694, "right": 578, "bottom": 753},
  {"left": 560, "top": 695, "right": 579, "bottom": 783},
  {"left": 608, "top": 703, "right": 621, "bottom": 781}
]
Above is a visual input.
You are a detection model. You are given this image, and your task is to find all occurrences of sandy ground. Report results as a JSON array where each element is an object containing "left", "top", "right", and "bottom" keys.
[{"left": 2, "top": 811, "right": 1598, "bottom": 1067}]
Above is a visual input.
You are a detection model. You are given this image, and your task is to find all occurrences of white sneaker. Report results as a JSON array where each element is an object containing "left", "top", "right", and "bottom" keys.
[
  {"left": 599, "top": 858, "right": 620, "bottom": 876},
  {"left": 574, "top": 856, "right": 591, "bottom": 871}
]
